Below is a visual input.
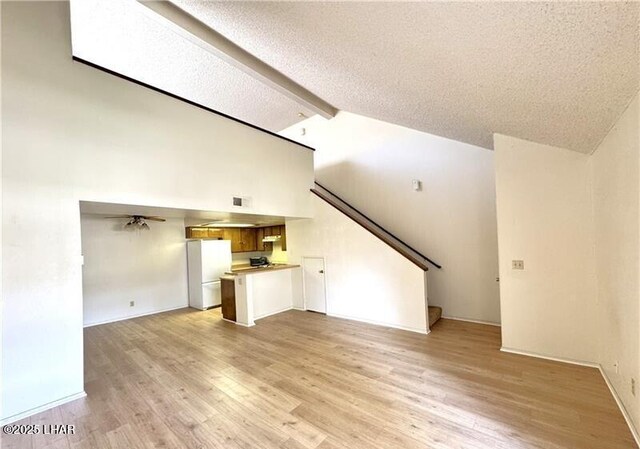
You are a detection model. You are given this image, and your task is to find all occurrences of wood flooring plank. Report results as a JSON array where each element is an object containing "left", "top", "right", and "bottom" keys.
[{"left": 2, "top": 309, "right": 636, "bottom": 449}]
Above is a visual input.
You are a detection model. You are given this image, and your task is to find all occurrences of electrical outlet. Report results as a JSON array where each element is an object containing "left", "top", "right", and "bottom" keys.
[
  {"left": 632, "top": 378, "right": 636, "bottom": 397},
  {"left": 512, "top": 260, "right": 525, "bottom": 270},
  {"left": 129, "top": 300, "right": 135, "bottom": 307}
]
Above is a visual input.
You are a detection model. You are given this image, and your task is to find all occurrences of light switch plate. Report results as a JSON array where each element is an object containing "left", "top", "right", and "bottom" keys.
[{"left": 512, "top": 260, "right": 525, "bottom": 270}]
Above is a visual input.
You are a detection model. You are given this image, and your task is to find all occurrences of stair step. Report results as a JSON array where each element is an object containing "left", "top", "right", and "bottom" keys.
[{"left": 428, "top": 306, "right": 442, "bottom": 328}]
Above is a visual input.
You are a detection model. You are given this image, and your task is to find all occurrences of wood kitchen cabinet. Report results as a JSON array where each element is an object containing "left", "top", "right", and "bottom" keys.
[
  {"left": 255, "top": 225, "right": 287, "bottom": 251},
  {"left": 223, "top": 229, "right": 242, "bottom": 252},
  {"left": 240, "top": 228, "right": 257, "bottom": 252},
  {"left": 223, "top": 228, "right": 257, "bottom": 253},
  {"left": 187, "top": 225, "right": 286, "bottom": 253},
  {"left": 280, "top": 225, "right": 287, "bottom": 251},
  {"left": 185, "top": 227, "right": 208, "bottom": 239},
  {"left": 255, "top": 227, "right": 273, "bottom": 252},
  {"left": 185, "top": 227, "right": 224, "bottom": 239}
]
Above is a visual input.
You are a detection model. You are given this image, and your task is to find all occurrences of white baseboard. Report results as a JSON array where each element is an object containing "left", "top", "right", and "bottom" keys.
[
  {"left": 223, "top": 318, "right": 254, "bottom": 327},
  {"left": 500, "top": 347, "right": 599, "bottom": 368},
  {"left": 500, "top": 347, "right": 639, "bottom": 447},
  {"left": 0, "top": 391, "right": 87, "bottom": 425},
  {"left": 442, "top": 315, "right": 501, "bottom": 327},
  {"left": 598, "top": 366, "right": 640, "bottom": 447},
  {"left": 327, "top": 312, "right": 428, "bottom": 334},
  {"left": 83, "top": 304, "right": 188, "bottom": 328}
]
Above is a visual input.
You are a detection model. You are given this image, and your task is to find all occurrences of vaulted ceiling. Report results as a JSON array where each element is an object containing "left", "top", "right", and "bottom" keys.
[
  {"left": 172, "top": 1, "right": 639, "bottom": 152},
  {"left": 70, "top": 0, "right": 316, "bottom": 132},
  {"left": 73, "top": 1, "right": 638, "bottom": 153}
]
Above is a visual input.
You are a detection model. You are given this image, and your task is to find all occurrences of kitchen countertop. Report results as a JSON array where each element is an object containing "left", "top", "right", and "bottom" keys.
[{"left": 225, "top": 264, "right": 300, "bottom": 276}]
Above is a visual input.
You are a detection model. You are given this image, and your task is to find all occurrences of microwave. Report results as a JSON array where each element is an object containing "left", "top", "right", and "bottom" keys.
[{"left": 250, "top": 256, "right": 269, "bottom": 267}]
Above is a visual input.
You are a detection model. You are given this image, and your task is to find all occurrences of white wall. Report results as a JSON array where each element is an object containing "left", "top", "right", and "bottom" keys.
[
  {"left": 592, "top": 93, "right": 639, "bottom": 434},
  {"left": 494, "top": 94, "right": 640, "bottom": 440},
  {"left": 227, "top": 268, "right": 297, "bottom": 326},
  {"left": 1, "top": 2, "right": 313, "bottom": 422},
  {"left": 494, "top": 134, "right": 598, "bottom": 363},
  {"left": 81, "top": 215, "right": 189, "bottom": 326},
  {"left": 286, "top": 194, "right": 429, "bottom": 333},
  {"left": 0, "top": 0, "right": 4, "bottom": 422},
  {"left": 281, "top": 112, "right": 499, "bottom": 324},
  {"left": 250, "top": 268, "right": 297, "bottom": 320}
]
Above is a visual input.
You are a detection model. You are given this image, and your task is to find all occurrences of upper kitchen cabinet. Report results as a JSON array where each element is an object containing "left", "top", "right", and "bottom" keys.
[
  {"left": 222, "top": 228, "right": 257, "bottom": 253},
  {"left": 280, "top": 225, "right": 287, "bottom": 251},
  {"left": 240, "top": 228, "right": 257, "bottom": 252},
  {"left": 185, "top": 227, "right": 224, "bottom": 239},
  {"left": 186, "top": 225, "right": 286, "bottom": 252},
  {"left": 261, "top": 225, "right": 287, "bottom": 251},
  {"left": 256, "top": 227, "right": 273, "bottom": 252}
]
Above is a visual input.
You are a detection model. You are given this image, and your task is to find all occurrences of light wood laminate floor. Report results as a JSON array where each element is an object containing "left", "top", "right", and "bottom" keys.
[{"left": 2, "top": 308, "right": 637, "bottom": 449}]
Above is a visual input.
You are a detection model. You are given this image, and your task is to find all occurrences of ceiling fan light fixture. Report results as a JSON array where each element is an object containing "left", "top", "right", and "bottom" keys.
[{"left": 121, "top": 216, "right": 152, "bottom": 229}]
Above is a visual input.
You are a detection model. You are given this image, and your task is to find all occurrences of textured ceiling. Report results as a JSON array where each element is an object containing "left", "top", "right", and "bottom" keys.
[
  {"left": 173, "top": 1, "right": 639, "bottom": 152},
  {"left": 69, "top": 0, "right": 314, "bottom": 132}
]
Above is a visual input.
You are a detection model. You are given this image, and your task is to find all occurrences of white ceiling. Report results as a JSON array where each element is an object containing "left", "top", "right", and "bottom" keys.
[
  {"left": 172, "top": 1, "right": 640, "bottom": 153},
  {"left": 69, "top": 0, "right": 315, "bottom": 132}
]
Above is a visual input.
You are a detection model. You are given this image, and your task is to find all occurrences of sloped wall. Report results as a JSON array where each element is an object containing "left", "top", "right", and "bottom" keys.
[{"left": 286, "top": 195, "right": 429, "bottom": 334}]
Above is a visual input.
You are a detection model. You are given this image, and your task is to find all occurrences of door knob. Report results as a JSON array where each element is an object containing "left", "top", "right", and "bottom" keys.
[{"left": 319, "top": 270, "right": 324, "bottom": 274}]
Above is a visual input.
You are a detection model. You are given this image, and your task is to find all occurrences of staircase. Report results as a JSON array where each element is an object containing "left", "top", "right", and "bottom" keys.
[
  {"left": 428, "top": 306, "right": 443, "bottom": 328},
  {"left": 310, "top": 181, "right": 443, "bottom": 328}
]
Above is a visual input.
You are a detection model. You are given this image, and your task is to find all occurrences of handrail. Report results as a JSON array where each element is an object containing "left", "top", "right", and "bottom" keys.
[
  {"left": 311, "top": 189, "right": 429, "bottom": 270},
  {"left": 313, "top": 181, "right": 442, "bottom": 270}
]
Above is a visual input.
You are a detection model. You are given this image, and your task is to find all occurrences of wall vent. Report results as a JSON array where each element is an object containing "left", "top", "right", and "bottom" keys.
[{"left": 232, "top": 196, "right": 252, "bottom": 208}]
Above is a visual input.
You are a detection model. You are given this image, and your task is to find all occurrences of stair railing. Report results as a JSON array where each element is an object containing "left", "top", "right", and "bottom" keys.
[{"left": 312, "top": 181, "right": 442, "bottom": 270}]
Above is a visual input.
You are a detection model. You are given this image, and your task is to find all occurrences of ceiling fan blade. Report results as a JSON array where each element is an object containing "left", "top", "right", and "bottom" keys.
[{"left": 143, "top": 216, "right": 166, "bottom": 222}]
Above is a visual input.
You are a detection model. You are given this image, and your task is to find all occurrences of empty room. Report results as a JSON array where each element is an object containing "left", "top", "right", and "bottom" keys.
[{"left": 1, "top": 1, "right": 639, "bottom": 448}]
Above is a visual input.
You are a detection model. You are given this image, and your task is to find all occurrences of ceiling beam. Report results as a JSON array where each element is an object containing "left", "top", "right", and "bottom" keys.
[{"left": 135, "top": 0, "right": 338, "bottom": 119}]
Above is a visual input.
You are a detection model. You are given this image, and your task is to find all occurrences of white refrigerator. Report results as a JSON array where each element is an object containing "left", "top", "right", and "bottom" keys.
[{"left": 187, "top": 240, "right": 232, "bottom": 310}]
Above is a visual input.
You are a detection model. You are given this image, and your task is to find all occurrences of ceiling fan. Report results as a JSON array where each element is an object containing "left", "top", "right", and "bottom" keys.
[{"left": 105, "top": 215, "right": 166, "bottom": 229}]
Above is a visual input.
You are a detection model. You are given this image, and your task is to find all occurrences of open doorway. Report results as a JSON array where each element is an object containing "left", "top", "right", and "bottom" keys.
[{"left": 79, "top": 200, "right": 290, "bottom": 328}]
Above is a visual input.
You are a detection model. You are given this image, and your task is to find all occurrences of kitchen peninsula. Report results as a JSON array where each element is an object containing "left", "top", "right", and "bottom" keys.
[{"left": 221, "top": 264, "right": 301, "bottom": 327}]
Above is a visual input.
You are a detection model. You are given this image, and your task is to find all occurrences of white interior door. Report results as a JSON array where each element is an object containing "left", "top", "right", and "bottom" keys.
[{"left": 303, "top": 257, "right": 326, "bottom": 313}]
